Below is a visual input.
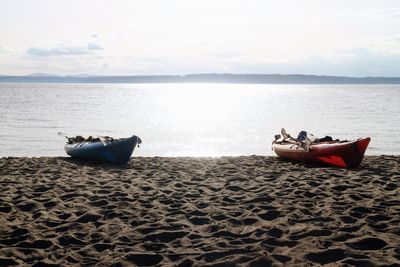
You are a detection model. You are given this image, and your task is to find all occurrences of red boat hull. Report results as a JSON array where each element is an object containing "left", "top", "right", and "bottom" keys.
[{"left": 272, "top": 137, "right": 370, "bottom": 168}]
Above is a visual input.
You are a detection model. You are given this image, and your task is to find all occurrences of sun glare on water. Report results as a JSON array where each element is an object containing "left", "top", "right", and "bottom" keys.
[
  {"left": 158, "top": 85, "right": 240, "bottom": 126},
  {"left": 151, "top": 84, "right": 248, "bottom": 156}
]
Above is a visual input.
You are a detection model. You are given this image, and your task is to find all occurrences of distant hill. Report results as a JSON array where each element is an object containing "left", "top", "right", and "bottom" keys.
[
  {"left": 1, "top": 73, "right": 400, "bottom": 84},
  {"left": 27, "top": 73, "right": 61, "bottom": 77}
]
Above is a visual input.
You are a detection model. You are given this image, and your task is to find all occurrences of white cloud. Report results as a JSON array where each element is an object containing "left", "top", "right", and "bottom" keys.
[
  {"left": 26, "top": 42, "right": 103, "bottom": 57},
  {"left": 26, "top": 46, "right": 86, "bottom": 57},
  {"left": 87, "top": 43, "right": 103, "bottom": 51},
  {"left": 226, "top": 47, "right": 400, "bottom": 77}
]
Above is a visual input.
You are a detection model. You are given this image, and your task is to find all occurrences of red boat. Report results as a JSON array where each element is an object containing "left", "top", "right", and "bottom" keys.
[{"left": 272, "top": 137, "right": 371, "bottom": 168}]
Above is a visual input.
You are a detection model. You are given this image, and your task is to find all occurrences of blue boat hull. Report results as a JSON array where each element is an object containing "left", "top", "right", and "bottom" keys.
[{"left": 65, "top": 135, "right": 140, "bottom": 164}]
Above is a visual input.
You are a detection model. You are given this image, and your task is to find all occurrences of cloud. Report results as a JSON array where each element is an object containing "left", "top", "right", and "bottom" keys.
[
  {"left": 26, "top": 46, "right": 86, "bottom": 57},
  {"left": 26, "top": 42, "right": 103, "bottom": 57},
  {"left": 87, "top": 42, "right": 103, "bottom": 50},
  {"left": 0, "top": 46, "right": 12, "bottom": 55},
  {"left": 226, "top": 47, "right": 400, "bottom": 77},
  {"left": 338, "top": 48, "right": 400, "bottom": 77}
]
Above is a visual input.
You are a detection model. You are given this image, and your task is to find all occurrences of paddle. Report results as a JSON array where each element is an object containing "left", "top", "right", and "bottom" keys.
[
  {"left": 57, "top": 132, "right": 69, "bottom": 138},
  {"left": 58, "top": 132, "right": 77, "bottom": 145},
  {"left": 280, "top": 128, "right": 297, "bottom": 143},
  {"left": 98, "top": 136, "right": 109, "bottom": 146}
]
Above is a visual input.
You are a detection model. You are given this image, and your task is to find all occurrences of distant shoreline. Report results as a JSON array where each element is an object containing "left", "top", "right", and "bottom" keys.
[
  {"left": 0, "top": 155, "right": 397, "bottom": 158},
  {"left": 2, "top": 74, "right": 400, "bottom": 84}
]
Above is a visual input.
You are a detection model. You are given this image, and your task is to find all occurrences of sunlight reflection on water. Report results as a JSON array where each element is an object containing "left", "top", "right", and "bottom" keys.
[{"left": 1, "top": 83, "right": 399, "bottom": 156}]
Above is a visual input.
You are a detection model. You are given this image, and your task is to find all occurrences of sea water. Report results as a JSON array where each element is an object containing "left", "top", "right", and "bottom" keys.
[{"left": 1, "top": 83, "right": 399, "bottom": 157}]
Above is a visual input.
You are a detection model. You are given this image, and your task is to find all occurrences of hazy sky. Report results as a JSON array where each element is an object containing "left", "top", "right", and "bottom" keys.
[{"left": 1, "top": 0, "right": 400, "bottom": 76}]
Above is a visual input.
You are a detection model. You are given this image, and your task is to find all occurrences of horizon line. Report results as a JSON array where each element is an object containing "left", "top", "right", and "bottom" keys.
[
  {"left": 2, "top": 73, "right": 400, "bottom": 85},
  {"left": 2, "top": 73, "right": 400, "bottom": 79}
]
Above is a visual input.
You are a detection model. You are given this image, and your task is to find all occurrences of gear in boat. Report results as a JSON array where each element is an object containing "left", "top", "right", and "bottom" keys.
[{"left": 67, "top": 135, "right": 116, "bottom": 145}]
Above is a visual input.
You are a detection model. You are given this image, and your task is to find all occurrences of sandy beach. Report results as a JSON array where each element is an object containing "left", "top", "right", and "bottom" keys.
[{"left": 0, "top": 155, "right": 399, "bottom": 266}]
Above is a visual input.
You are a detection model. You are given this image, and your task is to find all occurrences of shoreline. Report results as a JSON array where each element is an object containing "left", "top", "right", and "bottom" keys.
[
  {"left": 0, "top": 155, "right": 399, "bottom": 265},
  {"left": 1, "top": 154, "right": 399, "bottom": 159}
]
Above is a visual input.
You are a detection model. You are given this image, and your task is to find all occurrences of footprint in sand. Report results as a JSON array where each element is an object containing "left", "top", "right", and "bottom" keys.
[
  {"left": 76, "top": 213, "right": 102, "bottom": 223},
  {"left": 125, "top": 253, "right": 163, "bottom": 266},
  {"left": 0, "top": 258, "right": 19, "bottom": 266},
  {"left": 0, "top": 203, "right": 12, "bottom": 213},
  {"left": 346, "top": 237, "right": 387, "bottom": 250},
  {"left": 258, "top": 210, "right": 280, "bottom": 221},
  {"left": 305, "top": 248, "right": 346, "bottom": 264},
  {"left": 16, "top": 201, "right": 38, "bottom": 212}
]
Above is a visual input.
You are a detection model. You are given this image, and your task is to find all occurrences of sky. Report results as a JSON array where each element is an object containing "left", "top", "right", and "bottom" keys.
[{"left": 1, "top": 0, "right": 400, "bottom": 76}]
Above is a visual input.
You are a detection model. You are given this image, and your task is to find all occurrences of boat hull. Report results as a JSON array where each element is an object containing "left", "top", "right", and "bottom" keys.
[
  {"left": 272, "top": 137, "right": 370, "bottom": 168},
  {"left": 65, "top": 135, "right": 140, "bottom": 164}
]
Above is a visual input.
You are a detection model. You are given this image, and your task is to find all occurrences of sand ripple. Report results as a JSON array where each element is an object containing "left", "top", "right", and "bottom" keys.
[{"left": 0, "top": 156, "right": 399, "bottom": 266}]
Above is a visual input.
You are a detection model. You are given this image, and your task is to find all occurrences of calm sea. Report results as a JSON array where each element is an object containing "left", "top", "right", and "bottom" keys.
[{"left": 1, "top": 83, "right": 399, "bottom": 157}]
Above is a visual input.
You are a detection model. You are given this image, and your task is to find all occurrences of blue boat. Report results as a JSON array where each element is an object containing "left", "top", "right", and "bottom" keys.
[{"left": 64, "top": 135, "right": 142, "bottom": 164}]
